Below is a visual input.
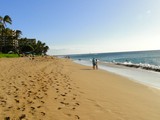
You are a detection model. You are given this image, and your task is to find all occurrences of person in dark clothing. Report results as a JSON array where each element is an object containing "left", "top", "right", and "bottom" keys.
[
  {"left": 92, "top": 58, "right": 96, "bottom": 69},
  {"left": 95, "top": 59, "right": 98, "bottom": 69}
]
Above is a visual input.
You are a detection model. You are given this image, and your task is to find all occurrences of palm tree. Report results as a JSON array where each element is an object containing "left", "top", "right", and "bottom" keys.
[
  {"left": 35, "top": 40, "right": 43, "bottom": 55},
  {"left": 0, "top": 16, "right": 4, "bottom": 30},
  {"left": 15, "top": 30, "right": 22, "bottom": 39},
  {"left": 14, "top": 30, "right": 22, "bottom": 54},
  {"left": 2, "top": 28, "right": 13, "bottom": 53},
  {"left": 33, "top": 40, "right": 49, "bottom": 55},
  {"left": 0, "top": 15, "right": 12, "bottom": 30},
  {"left": 3, "top": 15, "right": 12, "bottom": 26},
  {"left": 43, "top": 45, "right": 49, "bottom": 55},
  {"left": 0, "top": 16, "right": 4, "bottom": 52},
  {"left": 0, "top": 15, "right": 12, "bottom": 52}
]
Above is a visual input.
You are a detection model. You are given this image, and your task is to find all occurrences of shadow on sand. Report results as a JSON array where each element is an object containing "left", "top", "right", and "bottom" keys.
[{"left": 80, "top": 68, "right": 93, "bottom": 70}]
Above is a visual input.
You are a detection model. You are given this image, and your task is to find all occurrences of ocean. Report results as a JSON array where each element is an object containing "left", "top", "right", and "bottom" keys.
[{"left": 69, "top": 50, "right": 160, "bottom": 89}]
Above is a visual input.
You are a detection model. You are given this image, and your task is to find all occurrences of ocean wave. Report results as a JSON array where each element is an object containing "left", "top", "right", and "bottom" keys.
[{"left": 114, "top": 61, "right": 160, "bottom": 72}]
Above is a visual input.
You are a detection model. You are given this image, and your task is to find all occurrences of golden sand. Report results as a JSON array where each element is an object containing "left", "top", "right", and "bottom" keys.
[{"left": 0, "top": 57, "right": 160, "bottom": 120}]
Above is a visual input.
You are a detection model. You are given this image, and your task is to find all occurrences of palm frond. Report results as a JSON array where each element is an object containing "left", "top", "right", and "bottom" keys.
[{"left": 3, "top": 15, "right": 12, "bottom": 25}]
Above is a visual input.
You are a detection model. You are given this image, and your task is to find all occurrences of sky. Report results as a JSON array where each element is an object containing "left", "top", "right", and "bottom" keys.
[{"left": 1, "top": 0, "right": 160, "bottom": 55}]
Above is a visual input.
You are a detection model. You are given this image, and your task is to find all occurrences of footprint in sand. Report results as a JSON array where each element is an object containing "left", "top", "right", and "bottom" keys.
[
  {"left": 57, "top": 107, "right": 62, "bottom": 110},
  {"left": 27, "top": 100, "right": 34, "bottom": 104},
  {"left": 40, "top": 112, "right": 46, "bottom": 116},
  {"left": 4, "top": 117, "right": 10, "bottom": 120},
  {"left": 73, "top": 97, "right": 76, "bottom": 100},
  {"left": 0, "top": 100, "right": 6, "bottom": 107},
  {"left": 17, "top": 107, "right": 25, "bottom": 111},
  {"left": 37, "top": 105, "right": 41, "bottom": 108},
  {"left": 75, "top": 102, "right": 80, "bottom": 106},
  {"left": 60, "top": 101, "right": 69, "bottom": 106},
  {"left": 61, "top": 93, "right": 66, "bottom": 97},
  {"left": 8, "top": 106, "right": 13, "bottom": 109},
  {"left": 19, "top": 114, "right": 26, "bottom": 120},
  {"left": 55, "top": 88, "right": 59, "bottom": 92},
  {"left": 75, "top": 115, "right": 80, "bottom": 119},
  {"left": 41, "top": 101, "right": 45, "bottom": 104},
  {"left": 31, "top": 106, "right": 36, "bottom": 109}
]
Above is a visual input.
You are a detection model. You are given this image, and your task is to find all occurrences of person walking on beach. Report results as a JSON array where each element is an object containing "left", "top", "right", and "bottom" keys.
[
  {"left": 92, "top": 58, "right": 96, "bottom": 69},
  {"left": 95, "top": 59, "right": 98, "bottom": 69},
  {"left": 92, "top": 58, "right": 98, "bottom": 70}
]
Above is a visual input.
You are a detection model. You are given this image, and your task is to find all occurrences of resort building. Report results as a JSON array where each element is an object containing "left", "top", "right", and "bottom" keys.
[{"left": 0, "top": 36, "right": 36, "bottom": 53}]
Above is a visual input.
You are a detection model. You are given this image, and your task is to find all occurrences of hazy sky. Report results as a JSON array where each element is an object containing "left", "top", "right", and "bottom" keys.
[{"left": 1, "top": 0, "right": 160, "bottom": 55}]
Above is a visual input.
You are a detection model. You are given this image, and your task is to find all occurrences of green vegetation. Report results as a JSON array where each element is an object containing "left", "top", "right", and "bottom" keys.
[
  {"left": 0, "top": 53, "right": 19, "bottom": 58},
  {"left": 0, "top": 15, "right": 49, "bottom": 55}
]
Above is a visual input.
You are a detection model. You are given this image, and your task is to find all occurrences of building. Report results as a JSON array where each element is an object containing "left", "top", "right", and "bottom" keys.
[{"left": 0, "top": 36, "right": 36, "bottom": 53}]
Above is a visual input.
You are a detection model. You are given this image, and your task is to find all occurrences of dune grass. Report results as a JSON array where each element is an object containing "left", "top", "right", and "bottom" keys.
[{"left": 0, "top": 54, "right": 19, "bottom": 58}]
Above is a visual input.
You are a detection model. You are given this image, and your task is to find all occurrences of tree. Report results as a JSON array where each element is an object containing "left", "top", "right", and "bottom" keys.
[
  {"left": 43, "top": 45, "right": 49, "bottom": 55},
  {"left": 0, "top": 15, "right": 12, "bottom": 31},
  {"left": 15, "top": 30, "right": 22, "bottom": 39},
  {"left": 0, "top": 15, "right": 49, "bottom": 55},
  {"left": 0, "top": 16, "right": 4, "bottom": 30},
  {"left": 0, "top": 15, "right": 12, "bottom": 52},
  {"left": 1, "top": 28, "right": 13, "bottom": 53},
  {"left": 35, "top": 40, "right": 43, "bottom": 55},
  {"left": 13, "top": 30, "right": 22, "bottom": 54},
  {"left": 33, "top": 40, "right": 49, "bottom": 55}
]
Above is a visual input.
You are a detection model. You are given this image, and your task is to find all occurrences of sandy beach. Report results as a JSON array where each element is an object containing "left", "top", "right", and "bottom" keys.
[{"left": 0, "top": 57, "right": 160, "bottom": 120}]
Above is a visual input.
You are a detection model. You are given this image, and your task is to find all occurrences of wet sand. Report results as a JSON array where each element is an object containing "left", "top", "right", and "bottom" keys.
[{"left": 0, "top": 57, "right": 160, "bottom": 120}]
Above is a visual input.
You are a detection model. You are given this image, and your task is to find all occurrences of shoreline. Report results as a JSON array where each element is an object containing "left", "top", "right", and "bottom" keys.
[
  {"left": 69, "top": 59, "right": 160, "bottom": 120},
  {"left": 73, "top": 59, "right": 160, "bottom": 89},
  {"left": 0, "top": 57, "right": 160, "bottom": 119}
]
